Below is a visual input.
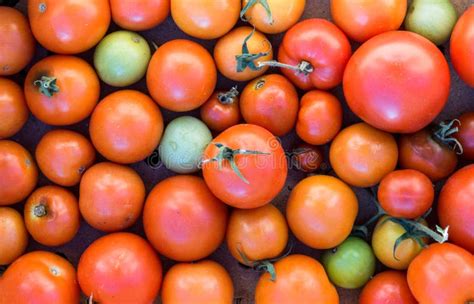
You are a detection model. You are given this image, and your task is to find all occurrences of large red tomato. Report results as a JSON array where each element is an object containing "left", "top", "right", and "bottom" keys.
[
  {"left": 359, "top": 271, "right": 417, "bottom": 304},
  {"left": 110, "top": 0, "right": 169, "bottom": 31},
  {"left": 450, "top": 6, "right": 474, "bottom": 87}
]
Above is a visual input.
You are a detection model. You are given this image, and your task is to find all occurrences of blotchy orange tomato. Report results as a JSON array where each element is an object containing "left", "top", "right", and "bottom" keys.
[
  {"left": 0, "top": 207, "right": 28, "bottom": 265},
  {"left": 359, "top": 271, "right": 417, "bottom": 304},
  {"left": 110, "top": 0, "right": 170, "bottom": 31},
  {"left": 0, "top": 78, "right": 29, "bottom": 139},
  {"left": 200, "top": 89, "right": 241, "bottom": 132}
]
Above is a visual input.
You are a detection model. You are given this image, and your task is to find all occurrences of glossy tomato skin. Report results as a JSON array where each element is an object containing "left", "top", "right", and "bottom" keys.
[
  {"left": 278, "top": 18, "right": 352, "bottom": 90},
  {"left": 240, "top": 74, "right": 299, "bottom": 136},
  {"left": 0, "top": 207, "right": 28, "bottom": 265},
  {"left": 143, "top": 175, "right": 228, "bottom": 262},
  {"left": 200, "top": 91, "right": 241, "bottom": 132},
  {"left": 0, "top": 7, "right": 35, "bottom": 76},
  {"left": 450, "top": 6, "right": 474, "bottom": 87},
  {"left": 28, "top": 0, "right": 110, "bottom": 54},
  {"left": 359, "top": 271, "right": 417, "bottom": 304},
  {"left": 0, "top": 78, "right": 29, "bottom": 139},
  {"left": 344, "top": 31, "right": 450, "bottom": 133},
  {"left": 110, "top": 0, "right": 169, "bottom": 31},
  {"left": 161, "top": 260, "right": 234, "bottom": 304},
  {"left": 77, "top": 233, "right": 163, "bottom": 304},
  {"left": 255, "top": 254, "right": 339, "bottom": 304},
  {"left": 202, "top": 124, "right": 288, "bottom": 209},
  {"left": 24, "top": 55, "right": 100, "bottom": 126},
  {"left": 455, "top": 112, "right": 474, "bottom": 160}
]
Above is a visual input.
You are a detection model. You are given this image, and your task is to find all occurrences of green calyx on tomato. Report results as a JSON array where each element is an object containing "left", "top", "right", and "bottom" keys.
[
  {"left": 236, "top": 28, "right": 271, "bottom": 72},
  {"left": 352, "top": 189, "right": 386, "bottom": 240},
  {"left": 33, "top": 76, "right": 59, "bottom": 97},
  {"left": 240, "top": 0, "right": 273, "bottom": 24},
  {"left": 217, "top": 86, "right": 239, "bottom": 105},
  {"left": 431, "top": 119, "right": 464, "bottom": 155}
]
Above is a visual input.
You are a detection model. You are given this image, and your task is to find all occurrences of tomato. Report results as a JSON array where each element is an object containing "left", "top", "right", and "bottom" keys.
[
  {"left": 143, "top": 175, "right": 228, "bottom": 262},
  {"left": 147, "top": 39, "right": 217, "bottom": 112},
  {"left": 0, "top": 140, "right": 37, "bottom": 206},
  {"left": 1, "top": 251, "right": 80, "bottom": 304},
  {"left": 202, "top": 124, "right": 287, "bottom": 209},
  {"left": 24, "top": 186, "right": 79, "bottom": 247},
  {"left": 450, "top": 6, "right": 474, "bottom": 87},
  {"left": 344, "top": 31, "right": 450, "bottom": 133},
  {"left": 226, "top": 204, "right": 288, "bottom": 265},
  {"left": 331, "top": 0, "right": 407, "bottom": 42},
  {"left": 35, "top": 130, "right": 95, "bottom": 187},
  {"left": 378, "top": 169, "right": 434, "bottom": 219},
  {"left": 330, "top": 123, "right": 398, "bottom": 188},
  {"left": 407, "top": 243, "right": 474, "bottom": 304},
  {"left": 161, "top": 260, "right": 234, "bottom": 304},
  {"left": 286, "top": 175, "right": 358, "bottom": 249},
  {"left": 28, "top": 0, "right": 110, "bottom": 54},
  {"left": 0, "top": 7, "right": 35, "bottom": 76},
  {"left": 255, "top": 254, "right": 338, "bottom": 303},
  {"left": 79, "top": 162, "right": 145, "bottom": 233},
  {"left": 89, "top": 90, "right": 163, "bottom": 164},
  {"left": 0, "top": 78, "right": 28, "bottom": 139},
  {"left": 200, "top": 88, "right": 241, "bottom": 132},
  {"left": 240, "top": 74, "right": 299, "bottom": 136},
  {"left": 110, "top": 0, "right": 169, "bottom": 31},
  {"left": 24, "top": 55, "right": 100, "bottom": 126},
  {"left": 292, "top": 144, "right": 323, "bottom": 173},
  {"left": 241, "top": 0, "right": 306, "bottom": 34},
  {"left": 359, "top": 271, "right": 417, "bottom": 304},
  {"left": 455, "top": 112, "right": 474, "bottom": 160},
  {"left": 296, "top": 90, "right": 343, "bottom": 145},
  {"left": 171, "top": 0, "right": 240, "bottom": 39},
  {"left": 77, "top": 233, "right": 162, "bottom": 304},
  {"left": 214, "top": 26, "right": 273, "bottom": 82},
  {"left": 438, "top": 165, "right": 474, "bottom": 253},
  {"left": 0, "top": 207, "right": 28, "bottom": 265}
]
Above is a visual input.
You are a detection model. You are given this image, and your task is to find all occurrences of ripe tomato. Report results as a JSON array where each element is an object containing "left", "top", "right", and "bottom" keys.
[
  {"left": 77, "top": 233, "right": 162, "bottom": 304},
  {"left": 24, "top": 55, "right": 100, "bottom": 126},
  {"left": 0, "top": 207, "right": 28, "bottom": 265},
  {"left": 407, "top": 243, "right": 474, "bottom": 304},
  {"left": 143, "top": 175, "right": 228, "bottom": 262},
  {"left": 161, "top": 260, "right": 234, "bottom": 303},
  {"left": 24, "top": 186, "right": 79, "bottom": 247},
  {"left": 89, "top": 90, "right": 163, "bottom": 164},
  {"left": 359, "top": 271, "right": 417, "bottom": 304},
  {"left": 0, "top": 7, "right": 35, "bottom": 76},
  {"left": 79, "top": 162, "right": 145, "bottom": 233},
  {"left": 344, "top": 31, "right": 450, "bottom": 133},
  {"left": 35, "top": 130, "right": 95, "bottom": 187},
  {"left": 255, "top": 254, "right": 338, "bottom": 303},
  {"left": 331, "top": 0, "right": 407, "bottom": 42},
  {"left": 450, "top": 6, "right": 474, "bottom": 87},
  {"left": 147, "top": 39, "right": 217, "bottom": 112},
  {"left": 296, "top": 90, "right": 343, "bottom": 145},
  {"left": 378, "top": 169, "right": 434, "bottom": 219},
  {"left": 240, "top": 74, "right": 299, "bottom": 136},
  {"left": 226, "top": 204, "right": 288, "bottom": 264},
  {"left": 200, "top": 88, "right": 241, "bottom": 132},
  {"left": 0, "top": 140, "right": 37, "bottom": 206},
  {"left": 330, "top": 123, "right": 398, "bottom": 188},
  {"left": 202, "top": 124, "right": 287, "bottom": 209},
  {"left": 28, "top": 0, "right": 110, "bottom": 54},
  {"left": 0, "top": 78, "right": 28, "bottom": 139},
  {"left": 286, "top": 175, "right": 358, "bottom": 249},
  {"left": 110, "top": 0, "right": 169, "bottom": 31},
  {"left": 292, "top": 144, "right": 323, "bottom": 173},
  {"left": 455, "top": 112, "right": 474, "bottom": 160}
]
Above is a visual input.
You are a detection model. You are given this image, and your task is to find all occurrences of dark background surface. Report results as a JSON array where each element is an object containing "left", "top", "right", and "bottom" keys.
[{"left": 7, "top": 0, "right": 474, "bottom": 303}]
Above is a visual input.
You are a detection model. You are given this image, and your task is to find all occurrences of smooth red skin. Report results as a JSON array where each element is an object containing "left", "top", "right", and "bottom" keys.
[
  {"left": 359, "top": 271, "right": 417, "bottom": 304},
  {"left": 455, "top": 112, "right": 474, "bottom": 160},
  {"left": 293, "top": 144, "right": 323, "bottom": 173},
  {"left": 450, "top": 6, "right": 474, "bottom": 87},
  {"left": 200, "top": 91, "right": 241, "bottom": 132},
  {"left": 438, "top": 165, "right": 474, "bottom": 253},
  {"left": 344, "top": 31, "right": 450, "bottom": 133},
  {"left": 0, "top": 78, "right": 29, "bottom": 139},
  {"left": 77, "top": 233, "right": 162, "bottom": 304},
  {"left": 278, "top": 18, "right": 352, "bottom": 90},
  {"left": 110, "top": 0, "right": 170, "bottom": 31}
]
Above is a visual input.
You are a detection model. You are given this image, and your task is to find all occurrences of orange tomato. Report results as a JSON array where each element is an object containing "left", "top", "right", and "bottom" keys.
[
  {"left": 359, "top": 271, "right": 417, "bottom": 304},
  {"left": 0, "top": 207, "right": 28, "bottom": 265},
  {"left": 110, "top": 0, "right": 170, "bottom": 31},
  {"left": 0, "top": 78, "right": 29, "bottom": 139},
  {"left": 200, "top": 89, "right": 241, "bottom": 132}
]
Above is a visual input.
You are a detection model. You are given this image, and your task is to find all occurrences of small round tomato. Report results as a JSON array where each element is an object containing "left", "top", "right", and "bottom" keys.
[
  {"left": 0, "top": 207, "right": 28, "bottom": 265},
  {"left": 0, "top": 140, "right": 38, "bottom": 206},
  {"left": 450, "top": 6, "right": 474, "bottom": 87},
  {"left": 330, "top": 123, "right": 398, "bottom": 188},
  {"left": 147, "top": 39, "right": 217, "bottom": 112},
  {"left": 255, "top": 254, "right": 338, "bottom": 304},
  {"left": 296, "top": 90, "right": 343, "bottom": 145},
  {"left": 77, "top": 233, "right": 163, "bottom": 304},
  {"left": 143, "top": 175, "right": 228, "bottom": 262},
  {"left": 359, "top": 271, "right": 417, "bottom": 304},
  {"left": 286, "top": 175, "right": 358, "bottom": 249},
  {"left": 24, "top": 55, "right": 100, "bottom": 126},
  {"left": 28, "top": 0, "right": 110, "bottom": 54},
  {"left": 240, "top": 74, "right": 299, "bottom": 136},
  {"left": 110, "top": 0, "right": 169, "bottom": 31},
  {"left": 35, "top": 130, "right": 95, "bottom": 187},
  {"left": 24, "top": 186, "right": 79, "bottom": 247},
  {"left": 161, "top": 260, "right": 234, "bottom": 304},
  {"left": 0, "top": 78, "right": 29, "bottom": 139},
  {"left": 455, "top": 112, "right": 474, "bottom": 160},
  {"left": 292, "top": 144, "right": 323, "bottom": 173},
  {"left": 200, "top": 88, "right": 241, "bottom": 132},
  {"left": 89, "top": 90, "right": 163, "bottom": 164},
  {"left": 0, "top": 7, "right": 35, "bottom": 76},
  {"left": 226, "top": 204, "right": 288, "bottom": 265}
]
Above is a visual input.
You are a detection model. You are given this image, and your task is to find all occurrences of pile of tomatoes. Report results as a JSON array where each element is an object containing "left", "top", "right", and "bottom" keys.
[{"left": 1, "top": 0, "right": 474, "bottom": 303}]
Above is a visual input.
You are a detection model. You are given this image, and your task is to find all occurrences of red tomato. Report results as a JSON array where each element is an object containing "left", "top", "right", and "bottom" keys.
[
  {"left": 110, "top": 0, "right": 169, "bottom": 31},
  {"left": 292, "top": 144, "right": 323, "bottom": 173},
  {"left": 450, "top": 6, "right": 474, "bottom": 87},
  {"left": 0, "top": 207, "right": 28, "bottom": 265},
  {"left": 359, "top": 271, "right": 417, "bottom": 304},
  {"left": 455, "top": 112, "right": 474, "bottom": 160},
  {"left": 200, "top": 88, "right": 241, "bottom": 132},
  {"left": 0, "top": 78, "right": 29, "bottom": 139}
]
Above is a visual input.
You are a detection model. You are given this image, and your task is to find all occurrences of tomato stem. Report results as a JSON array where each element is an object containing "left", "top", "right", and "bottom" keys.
[
  {"left": 432, "top": 119, "right": 464, "bottom": 155},
  {"left": 217, "top": 87, "right": 239, "bottom": 105},
  {"left": 257, "top": 60, "right": 314, "bottom": 75},
  {"left": 33, "top": 204, "right": 47, "bottom": 217},
  {"left": 34, "top": 76, "right": 59, "bottom": 97},
  {"left": 240, "top": 0, "right": 274, "bottom": 24},
  {"left": 236, "top": 28, "right": 271, "bottom": 73},
  {"left": 352, "top": 197, "right": 386, "bottom": 240}
]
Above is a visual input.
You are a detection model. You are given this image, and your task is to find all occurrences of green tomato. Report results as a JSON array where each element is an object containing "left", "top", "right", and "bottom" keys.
[
  {"left": 159, "top": 116, "right": 212, "bottom": 174},
  {"left": 94, "top": 31, "right": 151, "bottom": 87},
  {"left": 321, "top": 236, "right": 376, "bottom": 289}
]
